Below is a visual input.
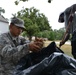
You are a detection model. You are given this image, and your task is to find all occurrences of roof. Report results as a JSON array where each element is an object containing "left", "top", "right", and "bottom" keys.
[{"left": 0, "top": 15, "right": 9, "bottom": 23}]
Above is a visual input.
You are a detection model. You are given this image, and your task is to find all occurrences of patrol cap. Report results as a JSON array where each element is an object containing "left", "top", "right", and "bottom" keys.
[{"left": 11, "top": 17, "right": 25, "bottom": 29}]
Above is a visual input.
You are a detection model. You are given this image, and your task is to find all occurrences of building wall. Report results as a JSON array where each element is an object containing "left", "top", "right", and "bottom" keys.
[{"left": 0, "top": 21, "right": 9, "bottom": 34}]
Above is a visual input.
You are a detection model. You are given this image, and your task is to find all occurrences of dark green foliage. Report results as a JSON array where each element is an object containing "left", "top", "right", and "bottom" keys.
[{"left": 53, "top": 28, "right": 65, "bottom": 40}]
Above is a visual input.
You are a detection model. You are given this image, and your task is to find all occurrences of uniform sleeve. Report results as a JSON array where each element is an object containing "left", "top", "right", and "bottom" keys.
[{"left": 0, "top": 36, "right": 30, "bottom": 64}]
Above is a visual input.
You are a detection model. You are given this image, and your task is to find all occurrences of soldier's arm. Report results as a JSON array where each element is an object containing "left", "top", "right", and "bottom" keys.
[
  {"left": 0, "top": 37, "right": 30, "bottom": 64},
  {"left": 59, "top": 21, "right": 71, "bottom": 47}
]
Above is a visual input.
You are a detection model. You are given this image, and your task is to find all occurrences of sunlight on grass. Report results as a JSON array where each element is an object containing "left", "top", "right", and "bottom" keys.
[{"left": 57, "top": 44, "right": 72, "bottom": 57}]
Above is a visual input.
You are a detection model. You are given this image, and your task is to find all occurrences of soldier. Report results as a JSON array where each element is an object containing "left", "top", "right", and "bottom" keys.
[
  {"left": 0, "top": 17, "right": 44, "bottom": 75},
  {"left": 59, "top": 4, "right": 76, "bottom": 59}
]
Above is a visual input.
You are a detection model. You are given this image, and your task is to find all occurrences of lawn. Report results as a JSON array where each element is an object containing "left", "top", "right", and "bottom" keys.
[{"left": 44, "top": 41, "right": 73, "bottom": 57}]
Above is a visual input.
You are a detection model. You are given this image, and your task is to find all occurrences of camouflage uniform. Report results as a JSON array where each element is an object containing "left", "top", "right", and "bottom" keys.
[{"left": 0, "top": 32, "right": 29, "bottom": 75}]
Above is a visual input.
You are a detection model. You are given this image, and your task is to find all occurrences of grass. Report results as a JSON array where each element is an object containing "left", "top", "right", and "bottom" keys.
[
  {"left": 57, "top": 44, "right": 72, "bottom": 57},
  {"left": 44, "top": 41, "right": 73, "bottom": 57}
]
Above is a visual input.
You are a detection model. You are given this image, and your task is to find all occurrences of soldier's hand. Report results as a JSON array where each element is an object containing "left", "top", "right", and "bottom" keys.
[{"left": 29, "top": 42, "right": 41, "bottom": 52}]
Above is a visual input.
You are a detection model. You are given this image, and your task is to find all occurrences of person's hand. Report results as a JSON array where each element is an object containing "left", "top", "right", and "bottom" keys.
[
  {"left": 29, "top": 37, "right": 44, "bottom": 52},
  {"left": 29, "top": 42, "right": 42, "bottom": 52},
  {"left": 34, "top": 37, "right": 44, "bottom": 48},
  {"left": 59, "top": 40, "right": 65, "bottom": 48}
]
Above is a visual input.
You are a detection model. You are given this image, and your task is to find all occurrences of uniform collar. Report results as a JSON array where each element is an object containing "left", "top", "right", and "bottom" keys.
[{"left": 8, "top": 31, "right": 18, "bottom": 41}]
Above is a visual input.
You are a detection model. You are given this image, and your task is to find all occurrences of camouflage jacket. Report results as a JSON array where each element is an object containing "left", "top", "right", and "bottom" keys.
[{"left": 0, "top": 32, "right": 29, "bottom": 75}]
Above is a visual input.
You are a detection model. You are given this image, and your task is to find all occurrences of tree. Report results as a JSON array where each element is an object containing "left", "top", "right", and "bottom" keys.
[
  {"left": 53, "top": 28, "right": 65, "bottom": 40},
  {"left": 14, "top": 7, "right": 51, "bottom": 40},
  {"left": 14, "top": 0, "right": 52, "bottom": 5},
  {"left": 0, "top": 7, "right": 5, "bottom": 15}
]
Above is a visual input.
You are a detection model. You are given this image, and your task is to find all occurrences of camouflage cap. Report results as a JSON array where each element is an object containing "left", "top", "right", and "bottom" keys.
[{"left": 11, "top": 17, "right": 25, "bottom": 29}]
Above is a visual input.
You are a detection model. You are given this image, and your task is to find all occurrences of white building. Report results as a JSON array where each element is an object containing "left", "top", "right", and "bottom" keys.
[{"left": 0, "top": 15, "right": 9, "bottom": 34}]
